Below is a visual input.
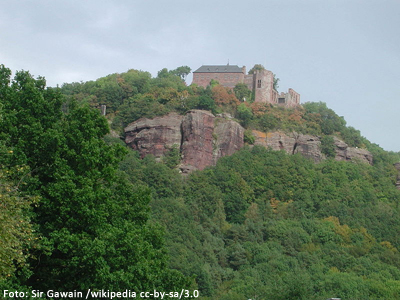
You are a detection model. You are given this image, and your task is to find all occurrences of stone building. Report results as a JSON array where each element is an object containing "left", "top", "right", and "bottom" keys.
[{"left": 192, "top": 64, "right": 300, "bottom": 107}]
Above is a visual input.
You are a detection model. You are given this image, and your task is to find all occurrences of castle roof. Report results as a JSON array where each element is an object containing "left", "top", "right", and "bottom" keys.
[{"left": 193, "top": 65, "right": 243, "bottom": 73}]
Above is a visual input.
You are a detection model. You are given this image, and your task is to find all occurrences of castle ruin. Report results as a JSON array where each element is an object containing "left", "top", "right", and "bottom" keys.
[{"left": 192, "top": 64, "right": 300, "bottom": 107}]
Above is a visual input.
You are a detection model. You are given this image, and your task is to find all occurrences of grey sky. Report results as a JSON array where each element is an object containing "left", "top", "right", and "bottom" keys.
[{"left": 1, "top": 0, "right": 399, "bottom": 151}]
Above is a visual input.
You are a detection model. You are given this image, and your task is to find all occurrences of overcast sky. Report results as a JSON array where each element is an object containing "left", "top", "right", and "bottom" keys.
[{"left": 1, "top": 0, "right": 399, "bottom": 151}]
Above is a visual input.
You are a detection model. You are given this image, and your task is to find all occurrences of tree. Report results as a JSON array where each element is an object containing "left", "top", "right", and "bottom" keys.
[
  {"left": 211, "top": 85, "right": 240, "bottom": 114},
  {"left": 273, "top": 74, "right": 280, "bottom": 91},
  {"left": 237, "top": 103, "right": 253, "bottom": 127},
  {"left": 321, "top": 135, "right": 336, "bottom": 158},
  {"left": 0, "top": 149, "right": 38, "bottom": 282},
  {"left": 171, "top": 66, "right": 191, "bottom": 80},
  {"left": 233, "top": 83, "right": 251, "bottom": 102},
  {"left": 0, "top": 65, "right": 189, "bottom": 292}
]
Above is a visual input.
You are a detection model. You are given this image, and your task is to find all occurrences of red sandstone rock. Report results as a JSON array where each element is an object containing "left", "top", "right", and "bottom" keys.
[
  {"left": 252, "top": 131, "right": 372, "bottom": 164},
  {"left": 213, "top": 118, "right": 244, "bottom": 164},
  {"left": 264, "top": 131, "right": 296, "bottom": 153},
  {"left": 124, "top": 112, "right": 373, "bottom": 174},
  {"left": 124, "top": 110, "right": 245, "bottom": 173},
  {"left": 180, "top": 110, "right": 215, "bottom": 171},
  {"left": 293, "top": 134, "right": 324, "bottom": 163},
  {"left": 124, "top": 112, "right": 183, "bottom": 159}
]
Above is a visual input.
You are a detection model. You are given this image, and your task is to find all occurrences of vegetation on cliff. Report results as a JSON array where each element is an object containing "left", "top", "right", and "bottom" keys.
[{"left": 1, "top": 64, "right": 400, "bottom": 299}]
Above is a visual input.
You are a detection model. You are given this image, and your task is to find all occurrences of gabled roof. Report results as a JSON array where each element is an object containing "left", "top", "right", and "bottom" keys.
[{"left": 193, "top": 65, "right": 243, "bottom": 73}]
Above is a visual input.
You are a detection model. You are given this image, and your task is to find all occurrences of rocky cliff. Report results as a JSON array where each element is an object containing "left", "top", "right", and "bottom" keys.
[
  {"left": 252, "top": 131, "right": 373, "bottom": 164},
  {"left": 124, "top": 112, "right": 183, "bottom": 159},
  {"left": 180, "top": 110, "right": 216, "bottom": 172},
  {"left": 125, "top": 110, "right": 244, "bottom": 173},
  {"left": 124, "top": 110, "right": 373, "bottom": 173},
  {"left": 333, "top": 137, "right": 373, "bottom": 164},
  {"left": 252, "top": 131, "right": 324, "bottom": 162}
]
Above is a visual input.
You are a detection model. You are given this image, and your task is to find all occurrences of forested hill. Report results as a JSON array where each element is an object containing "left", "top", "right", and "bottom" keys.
[{"left": 1, "top": 64, "right": 400, "bottom": 299}]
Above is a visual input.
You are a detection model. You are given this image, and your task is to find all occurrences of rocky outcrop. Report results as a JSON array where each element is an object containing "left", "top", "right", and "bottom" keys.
[
  {"left": 252, "top": 131, "right": 324, "bottom": 162},
  {"left": 333, "top": 137, "right": 373, "bottom": 165},
  {"left": 180, "top": 112, "right": 245, "bottom": 171},
  {"left": 253, "top": 131, "right": 296, "bottom": 153},
  {"left": 124, "top": 112, "right": 183, "bottom": 159},
  {"left": 293, "top": 134, "right": 324, "bottom": 163},
  {"left": 213, "top": 118, "right": 244, "bottom": 164},
  {"left": 124, "top": 110, "right": 244, "bottom": 173},
  {"left": 181, "top": 110, "right": 215, "bottom": 171},
  {"left": 124, "top": 111, "right": 373, "bottom": 173},
  {"left": 252, "top": 130, "right": 372, "bottom": 164}
]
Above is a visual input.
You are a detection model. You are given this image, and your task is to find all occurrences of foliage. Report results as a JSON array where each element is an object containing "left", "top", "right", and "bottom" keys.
[
  {"left": 121, "top": 143, "right": 400, "bottom": 299},
  {"left": 303, "top": 101, "right": 347, "bottom": 135},
  {"left": 321, "top": 135, "right": 336, "bottom": 158},
  {"left": 162, "top": 144, "right": 181, "bottom": 169},
  {"left": 0, "top": 151, "right": 38, "bottom": 282},
  {"left": 243, "top": 129, "right": 255, "bottom": 145},
  {"left": 170, "top": 66, "right": 192, "bottom": 80},
  {"left": 5, "top": 63, "right": 400, "bottom": 299},
  {"left": 0, "top": 65, "right": 189, "bottom": 293},
  {"left": 248, "top": 64, "right": 265, "bottom": 74},
  {"left": 273, "top": 73, "right": 280, "bottom": 91},
  {"left": 236, "top": 103, "right": 253, "bottom": 127},
  {"left": 211, "top": 85, "right": 240, "bottom": 115},
  {"left": 233, "top": 83, "right": 251, "bottom": 102}
]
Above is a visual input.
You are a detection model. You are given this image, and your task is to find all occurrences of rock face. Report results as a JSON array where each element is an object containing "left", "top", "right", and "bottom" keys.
[
  {"left": 253, "top": 131, "right": 296, "bottom": 153},
  {"left": 213, "top": 119, "right": 244, "bottom": 164},
  {"left": 252, "top": 131, "right": 324, "bottom": 162},
  {"left": 124, "top": 110, "right": 373, "bottom": 173},
  {"left": 181, "top": 110, "right": 215, "bottom": 171},
  {"left": 252, "top": 130, "right": 372, "bottom": 165},
  {"left": 293, "top": 134, "right": 325, "bottom": 163},
  {"left": 333, "top": 137, "right": 373, "bottom": 165},
  {"left": 124, "top": 112, "right": 183, "bottom": 159},
  {"left": 124, "top": 110, "right": 244, "bottom": 173}
]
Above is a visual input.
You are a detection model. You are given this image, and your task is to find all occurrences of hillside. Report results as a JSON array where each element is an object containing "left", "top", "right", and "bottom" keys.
[
  {"left": 2, "top": 64, "right": 400, "bottom": 299},
  {"left": 62, "top": 66, "right": 400, "bottom": 299}
]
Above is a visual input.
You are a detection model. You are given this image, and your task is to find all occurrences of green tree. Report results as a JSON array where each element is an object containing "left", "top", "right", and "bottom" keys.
[
  {"left": 236, "top": 103, "right": 253, "bottom": 127},
  {"left": 321, "top": 135, "right": 336, "bottom": 158},
  {"left": 273, "top": 74, "right": 280, "bottom": 91},
  {"left": 233, "top": 83, "right": 251, "bottom": 102},
  {"left": 171, "top": 66, "right": 191, "bottom": 80},
  {"left": 0, "top": 65, "right": 189, "bottom": 292},
  {"left": 0, "top": 153, "right": 38, "bottom": 282}
]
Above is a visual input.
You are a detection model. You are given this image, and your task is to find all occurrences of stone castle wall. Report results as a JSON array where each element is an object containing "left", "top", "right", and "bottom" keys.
[
  {"left": 192, "top": 72, "right": 244, "bottom": 89},
  {"left": 192, "top": 64, "right": 300, "bottom": 107}
]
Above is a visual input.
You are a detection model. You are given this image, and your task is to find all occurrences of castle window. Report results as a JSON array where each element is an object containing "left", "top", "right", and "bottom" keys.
[
  {"left": 278, "top": 98, "right": 286, "bottom": 104},
  {"left": 257, "top": 79, "right": 262, "bottom": 88}
]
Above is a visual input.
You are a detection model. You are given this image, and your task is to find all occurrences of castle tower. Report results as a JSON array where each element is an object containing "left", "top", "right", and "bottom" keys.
[{"left": 253, "top": 69, "right": 277, "bottom": 104}]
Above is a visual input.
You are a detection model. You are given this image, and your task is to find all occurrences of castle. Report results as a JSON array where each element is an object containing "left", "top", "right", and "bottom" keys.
[{"left": 192, "top": 64, "right": 300, "bottom": 107}]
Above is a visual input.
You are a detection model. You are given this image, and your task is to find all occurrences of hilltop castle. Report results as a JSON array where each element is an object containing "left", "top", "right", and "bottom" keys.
[{"left": 192, "top": 64, "right": 300, "bottom": 107}]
